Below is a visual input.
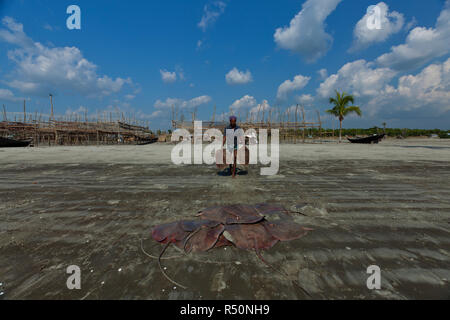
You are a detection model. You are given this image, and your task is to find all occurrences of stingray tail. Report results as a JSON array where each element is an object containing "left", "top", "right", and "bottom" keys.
[{"left": 158, "top": 242, "right": 188, "bottom": 289}]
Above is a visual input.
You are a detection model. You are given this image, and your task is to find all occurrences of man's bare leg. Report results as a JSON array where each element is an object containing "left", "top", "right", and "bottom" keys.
[{"left": 232, "top": 149, "right": 237, "bottom": 178}]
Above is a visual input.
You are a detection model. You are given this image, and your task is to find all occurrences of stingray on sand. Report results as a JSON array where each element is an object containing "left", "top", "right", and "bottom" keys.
[{"left": 149, "top": 204, "right": 312, "bottom": 294}]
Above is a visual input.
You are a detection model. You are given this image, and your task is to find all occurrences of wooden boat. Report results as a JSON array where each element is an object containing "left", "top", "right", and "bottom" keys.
[
  {"left": 347, "top": 134, "right": 385, "bottom": 144},
  {"left": 136, "top": 137, "right": 158, "bottom": 145},
  {"left": 0, "top": 137, "right": 32, "bottom": 148}
]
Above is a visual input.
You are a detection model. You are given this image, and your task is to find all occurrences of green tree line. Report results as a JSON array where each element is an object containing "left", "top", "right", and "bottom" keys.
[{"left": 295, "top": 127, "right": 450, "bottom": 138}]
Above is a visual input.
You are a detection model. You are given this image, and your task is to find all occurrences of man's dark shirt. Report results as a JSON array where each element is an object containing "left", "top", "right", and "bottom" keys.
[{"left": 224, "top": 125, "right": 242, "bottom": 149}]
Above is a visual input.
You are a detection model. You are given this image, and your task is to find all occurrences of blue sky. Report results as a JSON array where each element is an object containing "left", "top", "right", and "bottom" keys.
[{"left": 0, "top": 0, "right": 449, "bottom": 129}]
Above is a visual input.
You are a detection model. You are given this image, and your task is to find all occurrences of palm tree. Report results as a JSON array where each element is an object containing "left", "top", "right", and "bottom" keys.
[{"left": 326, "top": 91, "right": 362, "bottom": 143}]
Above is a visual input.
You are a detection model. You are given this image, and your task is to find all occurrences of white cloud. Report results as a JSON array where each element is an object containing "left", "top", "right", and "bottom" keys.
[
  {"left": 316, "top": 57, "right": 450, "bottom": 116},
  {"left": 376, "top": 0, "right": 450, "bottom": 71},
  {"left": 229, "top": 95, "right": 257, "bottom": 111},
  {"left": 318, "top": 68, "right": 328, "bottom": 80},
  {"left": 405, "top": 17, "right": 418, "bottom": 31},
  {"left": 43, "top": 23, "right": 53, "bottom": 31},
  {"left": 274, "top": 0, "right": 342, "bottom": 62},
  {"left": 229, "top": 96, "right": 271, "bottom": 120},
  {"left": 198, "top": 1, "right": 227, "bottom": 32},
  {"left": 147, "top": 110, "right": 163, "bottom": 119},
  {"left": 0, "top": 17, "right": 131, "bottom": 98},
  {"left": 350, "top": 2, "right": 404, "bottom": 52},
  {"left": 0, "top": 88, "right": 24, "bottom": 102},
  {"left": 372, "top": 57, "right": 450, "bottom": 113},
  {"left": 133, "top": 87, "right": 142, "bottom": 94},
  {"left": 187, "top": 95, "right": 211, "bottom": 108},
  {"left": 177, "top": 68, "right": 185, "bottom": 81},
  {"left": 154, "top": 98, "right": 181, "bottom": 109},
  {"left": 160, "top": 67, "right": 185, "bottom": 83},
  {"left": 277, "top": 75, "right": 311, "bottom": 100},
  {"left": 160, "top": 69, "right": 177, "bottom": 83},
  {"left": 313, "top": 1, "right": 450, "bottom": 120},
  {"left": 154, "top": 95, "right": 212, "bottom": 109},
  {"left": 0, "top": 16, "right": 33, "bottom": 47},
  {"left": 225, "top": 68, "right": 253, "bottom": 85},
  {"left": 65, "top": 106, "right": 87, "bottom": 116},
  {"left": 317, "top": 59, "right": 397, "bottom": 99},
  {"left": 250, "top": 100, "right": 270, "bottom": 116},
  {"left": 296, "top": 94, "right": 314, "bottom": 106}
]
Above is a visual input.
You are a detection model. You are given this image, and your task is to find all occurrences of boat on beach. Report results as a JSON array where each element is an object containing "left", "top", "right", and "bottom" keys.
[
  {"left": 136, "top": 137, "right": 159, "bottom": 145},
  {"left": 347, "top": 134, "right": 385, "bottom": 144},
  {"left": 0, "top": 137, "right": 33, "bottom": 148}
]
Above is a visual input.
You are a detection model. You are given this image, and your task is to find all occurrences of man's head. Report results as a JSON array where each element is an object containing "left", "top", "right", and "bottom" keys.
[{"left": 229, "top": 116, "right": 237, "bottom": 128}]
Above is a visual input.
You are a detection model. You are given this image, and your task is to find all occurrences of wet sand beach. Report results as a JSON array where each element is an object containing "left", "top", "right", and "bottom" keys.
[{"left": 0, "top": 139, "right": 449, "bottom": 299}]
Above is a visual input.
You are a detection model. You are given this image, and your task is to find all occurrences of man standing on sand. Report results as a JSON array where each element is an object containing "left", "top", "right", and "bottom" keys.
[{"left": 222, "top": 116, "right": 242, "bottom": 178}]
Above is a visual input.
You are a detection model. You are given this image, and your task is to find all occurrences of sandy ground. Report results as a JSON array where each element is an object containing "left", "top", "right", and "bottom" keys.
[{"left": 0, "top": 138, "right": 449, "bottom": 299}]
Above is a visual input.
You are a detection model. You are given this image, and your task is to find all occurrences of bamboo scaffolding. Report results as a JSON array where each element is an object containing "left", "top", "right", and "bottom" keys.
[
  {"left": 170, "top": 106, "right": 324, "bottom": 143},
  {"left": 0, "top": 105, "right": 156, "bottom": 146}
]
